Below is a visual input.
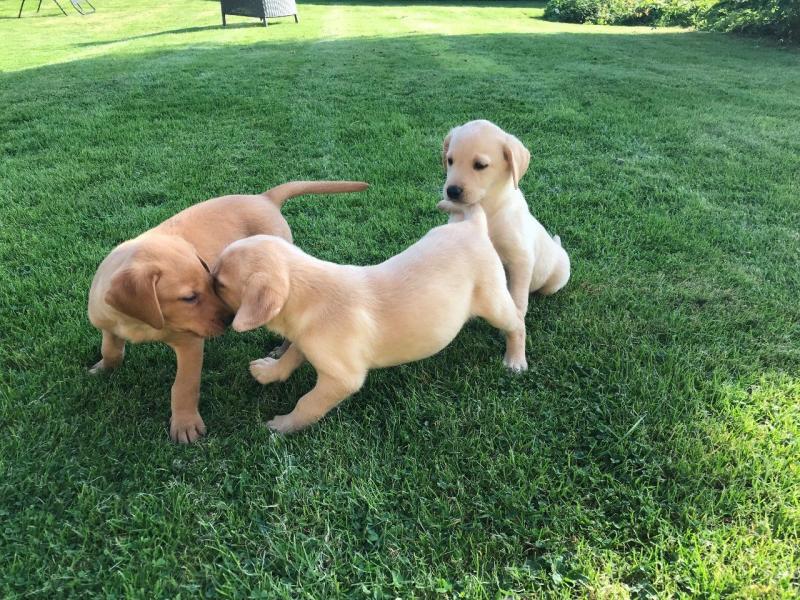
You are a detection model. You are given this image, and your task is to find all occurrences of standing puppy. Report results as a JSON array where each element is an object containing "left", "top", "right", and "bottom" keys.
[
  {"left": 440, "top": 120, "right": 570, "bottom": 324},
  {"left": 88, "top": 180, "right": 368, "bottom": 443},
  {"left": 213, "top": 205, "right": 527, "bottom": 434}
]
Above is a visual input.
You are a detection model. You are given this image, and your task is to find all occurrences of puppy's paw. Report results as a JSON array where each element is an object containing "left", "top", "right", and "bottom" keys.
[
  {"left": 503, "top": 354, "right": 528, "bottom": 373},
  {"left": 170, "top": 411, "right": 206, "bottom": 444},
  {"left": 88, "top": 358, "right": 119, "bottom": 374},
  {"left": 250, "top": 357, "right": 281, "bottom": 384},
  {"left": 88, "top": 359, "right": 106, "bottom": 375},
  {"left": 267, "top": 413, "right": 298, "bottom": 435}
]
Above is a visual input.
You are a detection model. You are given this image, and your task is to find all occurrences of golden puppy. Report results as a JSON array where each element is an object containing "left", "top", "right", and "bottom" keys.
[
  {"left": 440, "top": 120, "right": 570, "bottom": 322},
  {"left": 212, "top": 205, "right": 526, "bottom": 434},
  {"left": 88, "top": 180, "right": 368, "bottom": 443}
]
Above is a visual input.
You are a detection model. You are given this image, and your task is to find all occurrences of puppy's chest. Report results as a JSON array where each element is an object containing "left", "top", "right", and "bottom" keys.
[
  {"left": 487, "top": 217, "right": 530, "bottom": 264},
  {"left": 113, "top": 321, "right": 162, "bottom": 343}
]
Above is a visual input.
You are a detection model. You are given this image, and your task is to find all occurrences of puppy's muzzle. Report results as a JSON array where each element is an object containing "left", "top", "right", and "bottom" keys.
[{"left": 446, "top": 185, "right": 463, "bottom": 201}]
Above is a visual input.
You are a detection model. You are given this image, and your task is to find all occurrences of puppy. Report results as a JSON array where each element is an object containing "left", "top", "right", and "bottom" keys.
[
  {"left": 440, "top": 120, "right": 570, "bottom": 322},
  {"left": 88, "top": 180, "right": 368, "bottom": 443},
  {"left": 212, "top": 205, "right": 527, "bottom": 434}
]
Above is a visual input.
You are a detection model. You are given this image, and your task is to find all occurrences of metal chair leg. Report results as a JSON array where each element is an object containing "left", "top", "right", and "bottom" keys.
[
  {"left": 72, "top": 0, "right": 95, "bottom": 14},
  {"left": 294, "top": 14, "right": 299, "bottom": 23},
  {"left": 52, "top": 0, "right": 69, "bottom": 15}
]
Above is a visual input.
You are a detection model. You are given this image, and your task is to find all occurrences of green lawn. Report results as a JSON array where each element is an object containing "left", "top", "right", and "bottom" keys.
[{"left": 2, "top": 0, "right": 799, "bottom": 597}]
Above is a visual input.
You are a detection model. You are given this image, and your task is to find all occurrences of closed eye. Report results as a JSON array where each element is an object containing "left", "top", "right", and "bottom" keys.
[
  {"left": 180, "top": 293, "right": 199, "bottom": 303},
  {"left": 474, "top": 161, "right": 488, "bottom": 170}
]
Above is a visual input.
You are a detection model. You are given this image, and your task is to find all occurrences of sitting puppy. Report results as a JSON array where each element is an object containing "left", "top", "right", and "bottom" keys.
[
  {"left": 440, "top": 120, "right": 570, "bottom": 323},
  {"left": 88, "top": 180, "right": 368, "bottom": 443},
  {"left": 212, "top": 205, "right": 527, "bottom": 434}
]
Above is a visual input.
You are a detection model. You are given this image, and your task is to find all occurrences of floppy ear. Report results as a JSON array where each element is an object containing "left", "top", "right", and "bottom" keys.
[
  {"left": 502, "top": 134, "right": 531, "bottom": 189},
  {"left": 196, "top": 255, "right": 210, "bottom": 273},
  {"left": 232, "top": 273, "right": 288, "bottom": 332},
  {"left": 442, "top": 129, "right": 454, "bottom": 170},
  {"left": 105, "top": 267, "right": 163, "bottom": 330}
]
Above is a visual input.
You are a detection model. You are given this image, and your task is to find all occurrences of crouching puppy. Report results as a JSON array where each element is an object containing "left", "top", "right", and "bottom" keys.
[
  {"left": 213, "top": 206, "right": 527, "bottom": 434},
  {"left": 441, "top": 119, "right": 570, "bottom": 322}
]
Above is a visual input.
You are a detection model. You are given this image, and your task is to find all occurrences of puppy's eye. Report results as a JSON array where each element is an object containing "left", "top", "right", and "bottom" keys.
[
  {"left": 474, "top": 162, "right": 488, "bottom": 171},
  {"left": 180, "top": 293, "right": 199, "bottom": 303},
  {"left": 447, "top": 157, "right": 453, "bottom": 166}
]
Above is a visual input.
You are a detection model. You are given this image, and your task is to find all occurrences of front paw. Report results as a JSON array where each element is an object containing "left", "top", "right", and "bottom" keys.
[
  {"left": 503, "top": 353, "right": 528, "bottom": 373},
  {"left": 250, "top": 357, "right": 281, "bottom": 384},
  {"left": 170, "top": 411, "right": 207, "bottom": 444}
]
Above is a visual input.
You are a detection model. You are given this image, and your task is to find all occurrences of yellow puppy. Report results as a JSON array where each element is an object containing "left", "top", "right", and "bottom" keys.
[
  {"left": 440, "top": 120, "right": 571, "bottom": 323},
  {"left": 213, "top": 206, "right": 527, "bottom": 434}
]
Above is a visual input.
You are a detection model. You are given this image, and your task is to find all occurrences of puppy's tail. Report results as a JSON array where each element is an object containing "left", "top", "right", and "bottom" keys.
[
  {"left": 553, "top": 234, "right": 562, "bottom": 247},
  {"left": 263, "top": 180, "right": 369, "bottom": 207}
]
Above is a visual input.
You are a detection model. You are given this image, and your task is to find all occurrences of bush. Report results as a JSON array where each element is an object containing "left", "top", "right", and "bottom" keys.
[
  {"left": 544, "top": 0, "right": 704, "bottom": 26},
  {"left": 544, "top": 0, "right": 798, "bottom": 40},
  {"left": 702, "top": 0, "right": 799, "bottom": 40}
]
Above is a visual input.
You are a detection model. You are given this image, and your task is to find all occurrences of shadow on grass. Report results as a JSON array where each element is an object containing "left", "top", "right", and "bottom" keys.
[
  {"left": 1, "top": 29, "right": 798, "bottom": 595},
  {"left": 74, "top": 22, "right": 275, "bottom": 47}
]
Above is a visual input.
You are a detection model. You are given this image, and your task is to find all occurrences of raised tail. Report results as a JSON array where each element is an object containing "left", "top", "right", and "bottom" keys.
[{"left": 262, "top": 180, "right": 369, "bottom": 207}]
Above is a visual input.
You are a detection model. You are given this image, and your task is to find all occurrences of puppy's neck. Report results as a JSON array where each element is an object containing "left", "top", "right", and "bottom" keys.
[
  {"left": 267, "top": 252, "right": 347, "bottom": 341},
  {"left": 481, "top": 179, "right": 518, "bottom": 217}
]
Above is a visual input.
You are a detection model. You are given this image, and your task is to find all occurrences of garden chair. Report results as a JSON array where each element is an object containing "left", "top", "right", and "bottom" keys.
[{"left": 220, "top": 0, "right": 298, "bottom": 27}]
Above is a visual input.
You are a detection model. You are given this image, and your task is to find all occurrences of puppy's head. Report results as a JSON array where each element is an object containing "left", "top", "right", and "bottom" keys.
[
  {"left": 105, "top": 235, "right": 232, "bottom": 337},
  {"left": 212, "top": 236, "right": 290, "bottom": 333},
  {"left": 442, "top": 119, "right": 530, "bottom": 205}
]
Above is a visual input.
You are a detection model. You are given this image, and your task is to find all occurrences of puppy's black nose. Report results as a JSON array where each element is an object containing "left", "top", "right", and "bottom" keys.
[{"left": 446, "top": 185, "right": 463, "bottom": 201}]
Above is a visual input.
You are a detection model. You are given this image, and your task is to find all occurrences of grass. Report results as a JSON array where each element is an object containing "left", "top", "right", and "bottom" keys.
[{"left": 1, "top": 0, "right": 799, "bottom": 596}]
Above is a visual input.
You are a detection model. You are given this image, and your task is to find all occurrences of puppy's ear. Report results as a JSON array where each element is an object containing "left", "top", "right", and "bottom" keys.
[
  {"left": 442, "top": 129, "right": 454, "bottom": 170},
  {"left": 502, "top": 134, "right": 531, "bottom": 189},
  {"left": 197, "top": 255, "right": 210, "bottom": 273},
  {"left": 105, "top": 267, "right": 163, "bottom": 330},
  {"left": 232, "top": 273, "right": 288, "bottom": 332}
]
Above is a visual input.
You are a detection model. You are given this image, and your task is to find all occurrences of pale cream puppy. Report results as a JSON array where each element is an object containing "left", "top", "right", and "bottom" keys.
[
  {"left": 440, "top": 120, "right": 571, "bottom": 324},
  {"left": 88, "top": 180, "right": 368, "bottom": 443},
  {"left": 213, "top": 206, "right": 527, "bottom": 434}
]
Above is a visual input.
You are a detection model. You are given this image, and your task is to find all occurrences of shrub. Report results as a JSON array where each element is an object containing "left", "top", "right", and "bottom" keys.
[
  {"left": 544, "top": 0, "right": 798, "bottom": 40},
  {"left": 702, "top": 0, "right": 799, "bottom": 41},
  {"left": 544, "top": 0, "right": 705, "bottom": 26}
]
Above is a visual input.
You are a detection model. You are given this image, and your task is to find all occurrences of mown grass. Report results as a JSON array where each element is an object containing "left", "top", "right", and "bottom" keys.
[{"left": 1, "top": 0, "right": 799, "bottom": 597}]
